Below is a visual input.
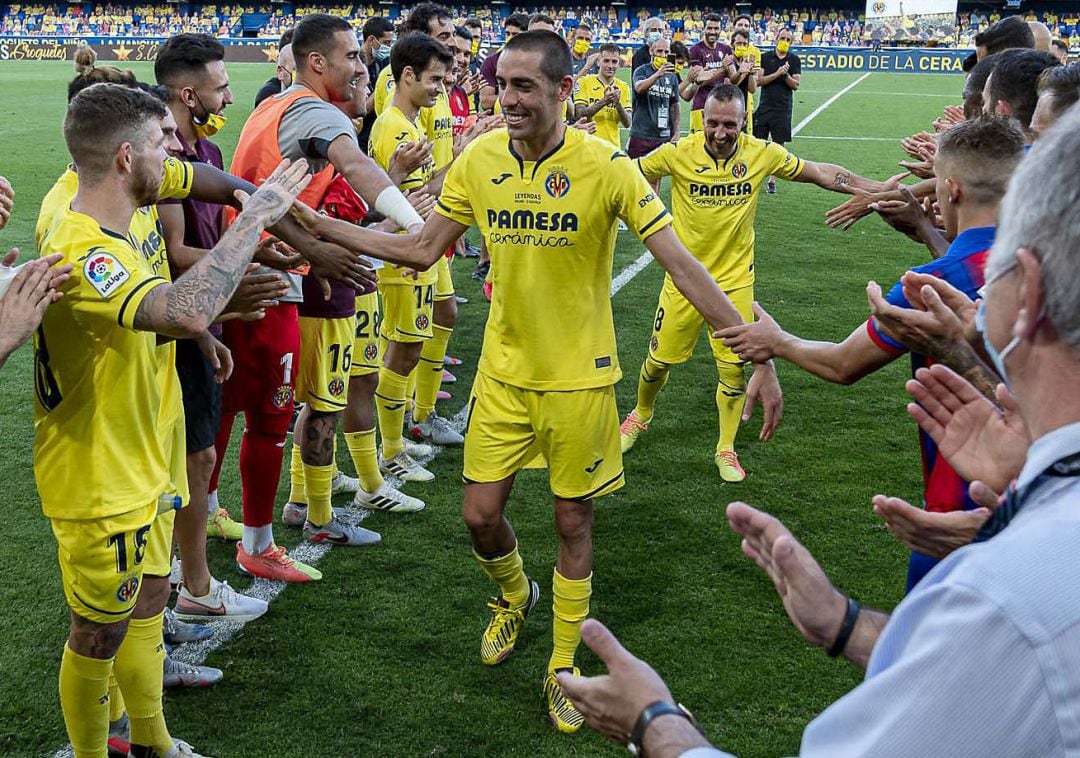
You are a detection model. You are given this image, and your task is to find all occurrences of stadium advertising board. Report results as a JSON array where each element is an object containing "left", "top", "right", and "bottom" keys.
[
  {"left": 0, "top": 36, "right": 968, "bottom": 73},
  {"left": 864, "top": 0, "right": 959, "bottom": 43}
]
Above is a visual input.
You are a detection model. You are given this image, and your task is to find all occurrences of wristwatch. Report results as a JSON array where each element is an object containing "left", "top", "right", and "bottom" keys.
[{"left": 628, "top": 700, "right": 704, "bottom": 756}]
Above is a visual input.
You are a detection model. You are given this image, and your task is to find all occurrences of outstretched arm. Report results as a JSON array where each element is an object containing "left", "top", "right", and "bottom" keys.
[{"left": 794, "top": 160, "right": 909, "bottom": 195}]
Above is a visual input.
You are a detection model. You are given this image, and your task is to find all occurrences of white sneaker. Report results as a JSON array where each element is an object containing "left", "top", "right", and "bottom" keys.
[
  {"left": 353, "top": 481, "right": 426, "bottom": 513},
  {"left": 410, "top": 412, "right": 464, "bottom": 446},
  {"left": 282, "top": 501, "right": 342, "bottom": 528},
  {"left": 173, "top": 577, "right": 268, "bottom": 623},
  {"left": 379, "top": 449, "right": 435, "bottom": 482},
  {"left": 169, "top": 556, "right": 183, "bottom": 588},
  {"left": 162, "top": 657, "right": 223, "bottom": 689},
  {"left": 403, "top": 439, "right": 435, "bottom": 459},
  {"left": 159, "top": 738, "right": 214, "bottom": 758},
  {"left": 331, "top": 470, "right": 359, "bottom": 496}
]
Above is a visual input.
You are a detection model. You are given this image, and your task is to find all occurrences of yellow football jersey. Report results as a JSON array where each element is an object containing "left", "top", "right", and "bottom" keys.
[
  {"left": 422, "top": 88, "right": 455, "bottom": 171},
  {"left": 572, "top": 75, "right": 631, "bottom": 148},
  {"left": 436, "top": 126, "right": 672, "bottom": 391},
  {"left": 34, "top": 207, "right": 172, "bottom": 520},
  {"left": 36, "top": 159, "right": 193, "bottom": 436},
  {"left": 373, "top": 65, "right": 395, "bottom": 117},
  {"left": 636, "top": 131, "right": 802, "bottom": 290},
  {"left": 369, "top": 105, "right": 438, "bottom": 286}
]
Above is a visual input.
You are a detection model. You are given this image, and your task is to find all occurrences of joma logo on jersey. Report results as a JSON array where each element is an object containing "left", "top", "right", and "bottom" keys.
[
  {"left": 487, "top": 209, "right": 579, "bottom": 232},
  {"left": 544, "top": 170, "right": 571, "bottom": 199},
  {"left": 491, "top": 173, "right": 513, "bottom": 185},
  {"left": 689, "top": 182, "right": 753, "bottom": 197}
]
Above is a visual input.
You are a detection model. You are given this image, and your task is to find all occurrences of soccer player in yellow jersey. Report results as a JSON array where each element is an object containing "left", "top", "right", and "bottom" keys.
[
  {"left": 621, "top": 85, "right": 903, "bottom": 482},
  {"left": 35, "top": 83, "right": 307, "bottom": 758},
  {"left": 572, "top": 43, "right": 631, "bottom": 147},
  {"left": 369, "top": 32, "right": 452, "bottom": 481},
  {"left": 290, "top": 31, "right": 782, "bottom": 734}
]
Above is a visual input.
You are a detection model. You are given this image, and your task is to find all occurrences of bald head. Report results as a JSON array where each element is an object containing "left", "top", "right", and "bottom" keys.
[{"left": 1028, "top": 21, "right": 1052, "bottom": 52}]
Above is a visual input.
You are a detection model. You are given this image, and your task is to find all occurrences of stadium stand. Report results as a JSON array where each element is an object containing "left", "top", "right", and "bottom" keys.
[{"left": 1, "top": 2, "right": 1079, "bottom": 47}]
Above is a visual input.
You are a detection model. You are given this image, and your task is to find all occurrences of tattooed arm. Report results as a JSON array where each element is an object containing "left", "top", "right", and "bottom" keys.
[
  {"left": 794, "top": 160, "right": 909, "bottom": 195},
  {"left": 134, "top": 160, "right": 311, "bottom": 338}
]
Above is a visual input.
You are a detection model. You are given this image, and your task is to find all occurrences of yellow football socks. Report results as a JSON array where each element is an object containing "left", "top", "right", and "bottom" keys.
[
  {"left": 406, "top": 367, "right": 418, "bottom": 414},
  {"left": 345, "top": 429, "right": 384, "bottom": 493},
  {"left": 59, "top": 643, "right": 112, "bottom": 758},
  {"left": 375, "top": 366, "right": 410, "bottom": 458},
  {"left": 288, "top": 443, "right": 306, "bottom": 505},
  {"left": 550, "top": 570, "right": 592, "bottom": 672},
  {"left": 634, "top": 355, "right": 670, "bottom": 421},
  {"left": 414, "top": 325, "right": 452, "bottom": 424},
  {"left": 475, "top": 547, "right": 530, "bottom": 607},
  {"left": 113, "top": 612, "right": 171, "bottom": 757},
  {"left": 716, "top": 360, "right": 747, "bottom": 453},
  {"left": 108, "top": 674, "right": 124, "bottom": 722},
  {"left": 303, "top": 462, "right": 335, "bottom": 527}
]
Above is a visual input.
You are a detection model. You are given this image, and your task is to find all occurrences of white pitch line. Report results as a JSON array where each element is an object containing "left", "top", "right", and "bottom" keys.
[
  {"left": 798, "top": 89, "right": 955, "bottom": 98},
  {"left": 793, "top": 135, "right": 903, "bottom": 141},
  {"left": 791, "top": 71, "right": 871, "bottom": 136}
]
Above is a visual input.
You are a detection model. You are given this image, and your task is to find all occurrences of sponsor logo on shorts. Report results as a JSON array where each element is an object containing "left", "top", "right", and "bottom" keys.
[
  {"left": 83, "top": 249, "right": 131, "bottom": 298},
  {"left": 585, "top": 458, "right": 603, "bottom": 473},
  {"left": 415, "top": 313, "right": 430, "bottom": 331},
  {"left": 116, "top": 576, "right": 140, "bottom": 603},
  {"left": 272, "top": 384, "right": 293, "bottom": 409},
  {"left": 328, "top": 378, "right": 345, "bottom": 397},
  {"left": 731, "top": 162, "right": 748, "bottom": 179}
]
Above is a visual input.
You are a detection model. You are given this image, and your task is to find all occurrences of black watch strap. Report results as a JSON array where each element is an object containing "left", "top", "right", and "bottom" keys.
[
  {"left": 629, "top": 701, "right": 700, "bottom": 756},
  {"left": 827, "top": 596, "right": 861, "bottom": 658}
]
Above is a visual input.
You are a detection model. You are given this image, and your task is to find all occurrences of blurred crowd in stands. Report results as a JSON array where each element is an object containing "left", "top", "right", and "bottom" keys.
[{"left": 2, "top": 2, "right": 1079, "bottom": 48}]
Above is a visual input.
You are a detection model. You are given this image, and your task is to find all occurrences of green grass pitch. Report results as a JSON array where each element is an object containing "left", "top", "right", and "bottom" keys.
[{"left": 0, "top": 62, "right": 961, "bottom": 756}]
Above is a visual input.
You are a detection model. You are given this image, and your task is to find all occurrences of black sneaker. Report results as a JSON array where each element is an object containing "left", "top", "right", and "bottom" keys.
[{"left": 471, "top": 261, "right": 491, "bottom": 282}]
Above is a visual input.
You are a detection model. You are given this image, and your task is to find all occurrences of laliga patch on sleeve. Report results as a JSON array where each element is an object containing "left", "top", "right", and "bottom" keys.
[{"left": 83, "top": 249, "right": 131, "bottom": 299}]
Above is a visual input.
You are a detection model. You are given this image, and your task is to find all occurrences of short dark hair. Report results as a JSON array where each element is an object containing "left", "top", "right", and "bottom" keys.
[
  {"left": 362, "top": 16, "right": 394, "bottom": 42},
  {"left": 154, "top": 33, "right": 225, "bottom": 87},
  {"left": 68, "top": 57, "right": 136, "bottom": 102},
  {"left": 989, "top": 49, "right": 1061, "bottom": 128},
  {"left": 528, "top": 13, "right": 555, "bottom": 28},
  {"left": 465, "top": 17, "right": 483, "bottom": 30},
  {"left": 505, "top": 13, "right": 529, "bottom": 32},
  {"left": 732, "top": 29, "right": 750, "bottom": 43},
  {"left": 391, "top": 30, "right": 454, "bottom": 83},
  {"left": 671, "top": 41, "right": 690, "bottom": 61},
  {"left": 734, "top": 13, "right": 753, "bottom": 27},
  {"left": 936, "top": 116, "right": 1025, "bottom": 204},
  {"left": 401, "top": 3, "right": 452, "bottom": 36},
  {"left": 706, "top": 82, "right": 746, "bottom": 110},
  {"left": 455, "top": 25, "right": 473, "bottom": 43},
  {"left": 574, "top": 22, "right": 592, "bottom": 34},
  {"left": 292, "top": 14, "right": 353, "bottom": 68},
  {"left": 597, "top": 42, "right": 621, "bottom": 58},
  {"left": 703, "top": 13, "right": 722, "bottom": 25},
  {"left": 975, "top": 16, "right": 1034, "bottom": 55},
  {"left": 964, "top": 52, "right": 999, "bottom": 117},
  {"left": 64, "top": 83, "right": 166, "bottom": 182},
  {"left": 503, "top": 30, "right": 571, "bottom": 84},
  {"left": 962, "top": 51, "right": 979, "bottom": 72},
  {"left": 1036, "top": 62, "right": 1080, "bottom": 121},
  {"left": 279, "top": 28, "right": 294, "bottom": 47},
  {"left": 1051, "top": 39, "right": 1069, "bottom": 55}
]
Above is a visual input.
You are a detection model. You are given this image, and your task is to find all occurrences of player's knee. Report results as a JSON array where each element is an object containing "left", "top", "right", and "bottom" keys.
[
  {"left": 463, "top": 493, "right": 504, "bottom": 534},
  {"left": 435, "top": 299, "right": 458, "bottom": 328},
  {"left": 68, "top": 613, "right": 129, "bottom": 659},
  {"left": 716, "top": 359, "right": 747, "bottom": 389},
  {"left": 187, "top": 444, "right": 217, "bottom": 476},
  {"left": 349, "top": 372, "right": 378, "bottom": 401},
  {"left": 133, "top": 574, "right": 171, "bottom": 616},
  {"left": 554, "top": 500, "right": 594, "bottom": 544},
  {"left": 245, "top": 411, "right": 291, "bottom": 438}
]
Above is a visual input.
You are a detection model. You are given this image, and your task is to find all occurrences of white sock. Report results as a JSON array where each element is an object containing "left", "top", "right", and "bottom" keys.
[
  {"left": 242, "top": 525, "right": 274, "bottom": 554},
  {"left": 207, "top": 489, "right": 219, "bottom": 514}
]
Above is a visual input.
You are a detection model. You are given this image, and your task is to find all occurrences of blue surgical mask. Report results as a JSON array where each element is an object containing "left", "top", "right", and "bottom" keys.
[
  {"left": 975, "top": 299, "right": 1020, "bottom": 386},
  {"left": 373, "top": 43, "right": 391, "bottom": 61},
  {"left": 647, "top": 31, "right": 662, "bottom": 44}
]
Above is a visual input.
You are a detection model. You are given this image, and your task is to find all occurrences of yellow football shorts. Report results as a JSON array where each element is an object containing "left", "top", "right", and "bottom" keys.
[
  {"left": 649, "top": 279, "right": 754, "bottom": 366},
  {"left": 690, "top": 108, "right": 704, "bottom": 134},
  {"left": 297, "top": 315, "right": 356, "bottom": 412},
  {"left": 435, "top": 256, "right": 455, "bottom": 301},
  {"left": 350, "top": 291, "right": 382, "bottom": 377},
  {"left": 379, "top": 282, "right": 434, "bottom": 344},
  {"left": 144, "top": 415, "right": 188, "bottom": 578},
  {"left": 463, "top": 372, "right": 624, "bottom": 500}
]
